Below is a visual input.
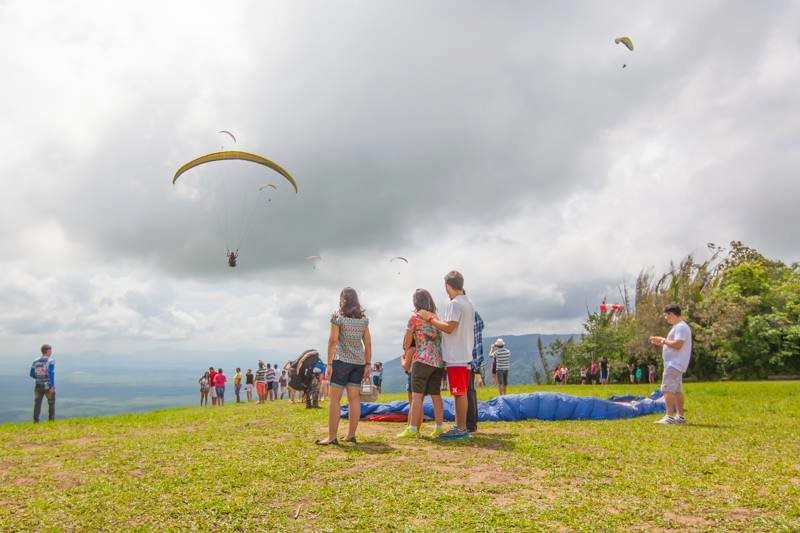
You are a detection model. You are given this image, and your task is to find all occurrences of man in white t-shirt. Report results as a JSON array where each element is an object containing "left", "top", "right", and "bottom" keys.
[
  {"left": 649, "top": 304, "right": 692, "bottom": 425},
  {"left": 417, "top": 270, "right": 475, "bottom": 440}
]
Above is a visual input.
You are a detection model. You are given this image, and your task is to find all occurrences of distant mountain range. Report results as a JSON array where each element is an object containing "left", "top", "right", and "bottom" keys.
[{"left": 380, "top": 333, "right": 577, "bottom": 392}]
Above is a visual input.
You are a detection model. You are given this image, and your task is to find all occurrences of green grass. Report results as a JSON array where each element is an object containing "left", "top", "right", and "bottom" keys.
[{"left": 1, "top": 382, "right": 799, "bottom": 531}]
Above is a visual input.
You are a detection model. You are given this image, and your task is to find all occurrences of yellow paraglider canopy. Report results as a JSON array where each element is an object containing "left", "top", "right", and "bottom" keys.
[
  {"left": 614, "top": 36, "right": 634, "bottom": 51},
  {"left": 173, "top": 151, "right": 298, "bottom": 193}
]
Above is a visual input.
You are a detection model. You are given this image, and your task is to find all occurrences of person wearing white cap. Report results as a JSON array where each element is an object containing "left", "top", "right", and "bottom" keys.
[{"left": 490, "top": 339, "right": 511, "bottom": 396}]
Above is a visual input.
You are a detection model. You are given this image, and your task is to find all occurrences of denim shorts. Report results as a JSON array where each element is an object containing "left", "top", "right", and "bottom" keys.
[
  {"left": 330, "top": 360, "right": 364, "bottom": 388},
  {"left": 215, "top": 386, "right": 225, "bottom": 397}
]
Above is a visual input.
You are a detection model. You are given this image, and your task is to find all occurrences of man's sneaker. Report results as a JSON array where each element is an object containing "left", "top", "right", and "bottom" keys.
[
  {"left": 655, "top": 415, "right": 676, "bottom": 425},
  {"left": 438, "top": 427, "right": 471, "bottom": 440},
  {"left": 674, "top": 415, "right": 687, "bottom": 424},
  {"left": 430, "top": 427, "right": 445, "bottom": 438},
  {"left": 396, "top": 427, "right": 419, "bottom": 438}
]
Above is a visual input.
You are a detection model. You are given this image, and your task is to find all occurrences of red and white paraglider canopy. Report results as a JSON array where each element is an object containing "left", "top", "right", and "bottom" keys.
[{"left": 600, "top": 303, "right": 625, "bottom": 312}]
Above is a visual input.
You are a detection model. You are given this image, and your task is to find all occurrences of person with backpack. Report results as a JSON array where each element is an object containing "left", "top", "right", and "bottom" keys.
[
  {"left": 30, "top": 344, "right": 56, "bottom": 423},
  {"left": 316, "top": 287, "right": 372, "bottom": 445},
  {"left": 198, "top": 371, "right": 210, "bottom": 406}
]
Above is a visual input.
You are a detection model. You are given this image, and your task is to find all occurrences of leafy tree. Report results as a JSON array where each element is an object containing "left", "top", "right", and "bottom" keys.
[{"left": 567, "top": 241, "right": 800, "bottom": 380}]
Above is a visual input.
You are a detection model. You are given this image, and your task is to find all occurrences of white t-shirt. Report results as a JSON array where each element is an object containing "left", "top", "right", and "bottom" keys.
[
  {"left": 663, "top": 320, "right": 692, "bottom": 372},
  {"left": 441, "top": 294, "right": 475, "bottom": 366}
]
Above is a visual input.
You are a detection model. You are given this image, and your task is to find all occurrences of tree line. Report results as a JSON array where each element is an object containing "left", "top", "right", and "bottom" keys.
[{"left": 546, "top": 242, "right": 800, "bottom": 380}]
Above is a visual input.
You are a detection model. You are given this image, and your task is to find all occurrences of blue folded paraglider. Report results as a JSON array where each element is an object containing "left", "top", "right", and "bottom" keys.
[{"left": 340, "top": 390, "right": 665, "bottom": 421}]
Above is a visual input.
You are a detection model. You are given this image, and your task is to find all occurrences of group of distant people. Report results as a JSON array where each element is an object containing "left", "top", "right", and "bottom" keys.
[
  {"left": 551, "top": 359, "right": 659, "bottom": 385},
  {"left": 199, "top": 362, "right": 324, "bottom": 407}
]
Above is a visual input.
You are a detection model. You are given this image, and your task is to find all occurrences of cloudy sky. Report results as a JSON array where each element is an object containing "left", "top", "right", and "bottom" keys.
[{"left": 1, "top": 0, "right": 798, "bottom": 361}]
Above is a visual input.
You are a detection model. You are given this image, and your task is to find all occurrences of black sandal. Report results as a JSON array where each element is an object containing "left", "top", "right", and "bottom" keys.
[
  {"left": 343, "top": 436, "right": 357, "bottom": 444},
  {"left": 315, "top": 438, "right": 338, "bottom": 446}
]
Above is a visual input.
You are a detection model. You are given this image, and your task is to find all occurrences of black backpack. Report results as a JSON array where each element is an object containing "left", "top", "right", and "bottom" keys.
[{"left": 288, "top": 350, "right": 321, "bottom": 391}]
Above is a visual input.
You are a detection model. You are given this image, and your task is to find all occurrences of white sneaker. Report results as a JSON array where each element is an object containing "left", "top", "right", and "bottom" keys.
[
  {"left": 655, "top": 415, "right": 676, "bottom": 425},
  {"left": 674, "top": 415, "right": 687, "bottom": 424}
]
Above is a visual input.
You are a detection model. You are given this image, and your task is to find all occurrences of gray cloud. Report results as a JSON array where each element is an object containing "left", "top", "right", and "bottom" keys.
[{"left": 1, "top": 1, "right": 799, "bottom": 354}]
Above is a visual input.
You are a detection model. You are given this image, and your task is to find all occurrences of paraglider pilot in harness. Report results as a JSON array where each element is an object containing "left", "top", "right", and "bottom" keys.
[
  {"left": 227, "top": 249, "right": 239, "bottom": 268},
  {"left": 289, "top": 349, "right": 322, "bottom": 404}
]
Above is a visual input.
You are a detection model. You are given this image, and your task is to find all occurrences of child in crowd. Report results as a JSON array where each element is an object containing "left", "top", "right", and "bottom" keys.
[
  {"left": 279, "top": 370, "right": 288, "bottom": 400},
  {"left": 245, "top": 369, "right": 254, "bottom": 401},
  {"left": 307, "top": 368, "right": 322, "bottom": 408}
]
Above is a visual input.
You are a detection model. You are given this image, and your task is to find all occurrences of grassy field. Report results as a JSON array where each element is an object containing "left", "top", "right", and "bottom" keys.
[{"left": 1, "top": 382, "right": 798, "bottom": 531}]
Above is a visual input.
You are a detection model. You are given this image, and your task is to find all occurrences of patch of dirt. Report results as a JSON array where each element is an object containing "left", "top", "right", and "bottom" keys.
[
  {"left": 664, "top": 511, "right": 712, "bottom": 527},
  {"left": 491, "top": 487, "right": 556, "bottom": 507},
  {"left": 726, "top": 507, "right": 760, "bottom": 522},
  {"left": 790, "top": 477, "right": 800, "bottom": 487},
  {"left": 19, "top": 443, "right": 47, "bottom": 453},
  {"left": 66, "top": 437, "right": 98, "bottom": 446},
  {"left": 12, "top": 477, "right": 35, "bottom": 486},
  {"left": 439, "top": 461, "right": 527, "bottom": 486},
  {"left": 127, "top": 469, "right": 145, "bottom": 478}
]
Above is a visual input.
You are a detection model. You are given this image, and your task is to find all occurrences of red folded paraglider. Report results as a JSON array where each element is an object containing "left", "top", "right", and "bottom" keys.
[{"left": 366, "top": 413, "right": 408, "bottom": 423}]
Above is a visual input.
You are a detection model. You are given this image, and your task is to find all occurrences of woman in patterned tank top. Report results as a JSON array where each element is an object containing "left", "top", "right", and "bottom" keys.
[{"left": 316, "top": 287, "right": 372, "bottom": 446}]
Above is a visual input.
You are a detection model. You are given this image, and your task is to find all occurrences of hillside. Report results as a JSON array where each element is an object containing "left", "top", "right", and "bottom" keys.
[
  {"left": 1, "top": 381, "right": 798, "bottom": 530},
  {"left": 381, "top": 333, "right": 574, "bottom": 392}
]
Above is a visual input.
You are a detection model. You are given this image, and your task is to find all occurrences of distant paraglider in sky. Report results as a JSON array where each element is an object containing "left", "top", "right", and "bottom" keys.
[
  {"left": 614, "top": 36, "right": 633, "bottom": 51},
  {"left": 259, "top": 183, "right": 278, "bottom": 202},
  {"left": 306, "top": 256, "right": 321, "bottom": 270},
  {"left": 614, "top": 36, "right": 634, "bottom": 69},
  {"left": 390, "top": 256, "right": 409, "bottom": 275},
  {"left": 219, "top": 130, "right": 237, "bottom": 144}
]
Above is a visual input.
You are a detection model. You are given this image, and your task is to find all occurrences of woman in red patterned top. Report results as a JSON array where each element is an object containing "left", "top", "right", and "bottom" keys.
[{"left": 397, "top": 289, "right": 445, "bottom": 438}]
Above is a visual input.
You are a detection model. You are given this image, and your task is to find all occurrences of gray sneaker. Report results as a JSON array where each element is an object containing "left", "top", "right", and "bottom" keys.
[
  {"left": 674, "top": 415, "right": 687, "bottom": 424},
  {"left": 655, "top": 415, "right": 676, "bottom": 425},
  {"left": 438, "top": 427, "right": 471, "bottom": 440}
]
